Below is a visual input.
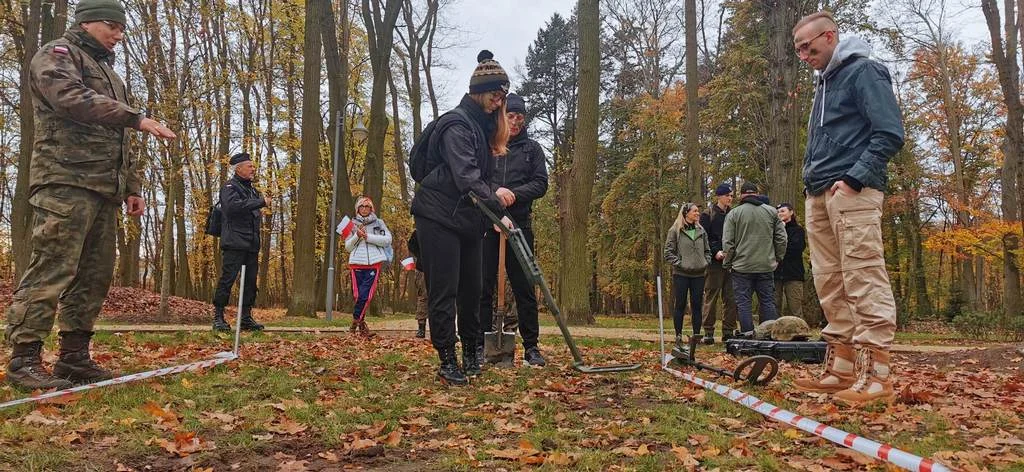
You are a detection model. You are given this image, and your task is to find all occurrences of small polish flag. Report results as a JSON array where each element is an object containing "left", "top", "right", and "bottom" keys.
[
  {"left": 336, "top": 216, "right": 355, "bottom": 238},
  {"left": 401, "top": 257, "right": 416, "bottom": 271},
  {"left": 53, "top": 46, "right": 69, "bottom": 55}
]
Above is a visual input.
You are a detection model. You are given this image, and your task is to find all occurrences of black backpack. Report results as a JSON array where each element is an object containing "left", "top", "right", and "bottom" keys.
[
  {"left": 409, "top": 108, "right": 471, "bottom": 183},
  {"left": 204, "top": 201, "right": 222, "bottom": 237}
]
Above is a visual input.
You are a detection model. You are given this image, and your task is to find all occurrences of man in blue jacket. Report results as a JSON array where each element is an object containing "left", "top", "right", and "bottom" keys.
[{"left": 791, "top": 11, "right": 904, "bottom": 405}]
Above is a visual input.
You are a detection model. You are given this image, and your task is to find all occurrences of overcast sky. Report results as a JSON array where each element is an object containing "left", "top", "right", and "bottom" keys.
[{"left": 430, "top": 0, "right": 577, "bottom": 110}]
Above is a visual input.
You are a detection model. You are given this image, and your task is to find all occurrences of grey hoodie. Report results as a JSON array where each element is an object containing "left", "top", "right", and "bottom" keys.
[{"left": 803, "top": 36, "right": 905, "bottom": 195}]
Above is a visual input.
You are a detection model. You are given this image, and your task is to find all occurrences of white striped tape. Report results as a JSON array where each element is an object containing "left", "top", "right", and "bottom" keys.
[
  {"left": 0, "top": 351, "right": 238, "bottom": 410},
  {"left": 661, "top": 363, "right": 951, "bottom": 472}
]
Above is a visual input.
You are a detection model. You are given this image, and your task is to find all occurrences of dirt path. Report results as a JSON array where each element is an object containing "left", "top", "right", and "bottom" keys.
[{"left": 67, "top": 320, "right": 1005, "bottom": 353}]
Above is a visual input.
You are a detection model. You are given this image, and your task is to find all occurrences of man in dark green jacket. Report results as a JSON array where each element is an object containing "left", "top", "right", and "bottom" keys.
[
  {"left": 791, "top": 11, "right": 904, "bottom": 405},
  {"left": 721, "top": 183, "right": 787, "bottom": 336},
  {"left": 5, "top": 0, "right": 176, "bottom": 391}
]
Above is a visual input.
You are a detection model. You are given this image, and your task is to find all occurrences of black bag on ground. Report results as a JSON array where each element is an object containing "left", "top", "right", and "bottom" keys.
[
  {"left": 409, "top": 108, "right": 470, "bottom": 183},
  {"left": 725, "top": 339, "right": 827, "bottom": 364},
  {"left": 204, "top": 202, "right": 222, "bottom": 237}
]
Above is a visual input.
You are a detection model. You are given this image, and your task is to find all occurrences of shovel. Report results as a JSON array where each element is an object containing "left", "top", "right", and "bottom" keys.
[{"left": 484, "top": 233, "right": 517, "bottom": 367}]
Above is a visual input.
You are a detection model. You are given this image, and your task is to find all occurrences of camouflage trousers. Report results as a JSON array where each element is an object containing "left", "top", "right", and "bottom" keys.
[{"left": 5, "top": 185, "right": 118, "bottom": 345}]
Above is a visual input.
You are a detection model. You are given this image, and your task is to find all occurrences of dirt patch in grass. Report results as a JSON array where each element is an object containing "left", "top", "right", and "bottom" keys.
[{"left": 899, "top": 346, "right": 1023, "bottom": 373}]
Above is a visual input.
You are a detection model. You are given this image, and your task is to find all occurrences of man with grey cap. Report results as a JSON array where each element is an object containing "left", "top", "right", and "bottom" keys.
[{"left": 5, "top": 0, "right": 176, "bottom": 390}]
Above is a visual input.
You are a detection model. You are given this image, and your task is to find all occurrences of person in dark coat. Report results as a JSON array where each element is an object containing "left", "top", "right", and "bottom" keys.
[
  {"left": 212, "top": 152, "right": 268, "bottom": 332},
  {"left": 410, "top": 50, "right": 512, "bottom": 385},
  {"left": 699, "top": 183, "right": 739, "bottom": 343},
  {"left": 774, "top": 203, "right": 808, "bottom": 322},
  {"left": 477, "top": 93, "right": 549, "bottom": 367}
]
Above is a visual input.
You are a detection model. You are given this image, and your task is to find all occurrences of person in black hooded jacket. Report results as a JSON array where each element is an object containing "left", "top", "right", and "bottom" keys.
[
  {"left": 212, "top": 152, "right": 269, "bottom": 332},
  {"left": 477, "top": 93, "right": 549, "bottom": 367},
  {"left": 410, "top": 50, "right": 512, "bottom": 386}
]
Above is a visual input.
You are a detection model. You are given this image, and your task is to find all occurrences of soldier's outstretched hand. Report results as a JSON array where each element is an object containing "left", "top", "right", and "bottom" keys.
[
  {"left": 126, "top": 196, "right": 145, "bottom": 216},
  {"left": 139, "top": 117, "right": 177, "bottom": 139}
]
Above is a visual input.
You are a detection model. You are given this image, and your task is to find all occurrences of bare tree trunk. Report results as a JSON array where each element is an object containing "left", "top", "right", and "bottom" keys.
[
  {"left": 289, "top": 0, "right": 326, "bottom": 317},
  {"left": 982, "top": 0, "right": 1024, "bottom": 319},
  {"left": 684, "top": 0, "right": 701, "bottom": 204},
  {"left": 387, "top": 68, "right": 411, "bottom": 205},
  {"left": 11, "top": 0, "right": 43, "bottom": 281},
  {"left": 764, "top": 0, "right": 804, "bottom": 208},
  {"left": 360, "top": 0, "right": 403, "bottom": 206},
  {"left": 558, "top": 0, "right": 600, "bottom": 325}
]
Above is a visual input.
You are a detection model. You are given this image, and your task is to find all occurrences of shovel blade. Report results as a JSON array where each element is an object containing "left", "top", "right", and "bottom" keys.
[{"left": 484, "top": 331, "right": 516, "bottom": 367}]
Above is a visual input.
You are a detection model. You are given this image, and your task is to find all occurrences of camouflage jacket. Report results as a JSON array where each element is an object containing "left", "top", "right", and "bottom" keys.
[{"left": 30, "top": 25, "right": 144, "bottom": 201}]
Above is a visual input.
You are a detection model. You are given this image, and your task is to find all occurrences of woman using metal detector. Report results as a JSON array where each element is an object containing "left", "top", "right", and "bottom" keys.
[{"left": 471, "top": 194, "right": 641, "bottom": 374}]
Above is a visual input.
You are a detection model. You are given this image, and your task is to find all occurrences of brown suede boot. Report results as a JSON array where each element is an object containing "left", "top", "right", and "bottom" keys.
[
  {"left": 835, "top": 346, "right": 895, "bottom": 405},
  {"left": 53, "top": 331, "right": 114, "bottom": 385},
  {"left": 793, "top": 343, "right": 856, "bottom": 393}
]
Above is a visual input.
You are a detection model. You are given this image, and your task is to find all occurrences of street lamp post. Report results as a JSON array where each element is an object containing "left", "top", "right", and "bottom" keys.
[{"left": 326, "top": 103, "right": 368, "bottom": 322}]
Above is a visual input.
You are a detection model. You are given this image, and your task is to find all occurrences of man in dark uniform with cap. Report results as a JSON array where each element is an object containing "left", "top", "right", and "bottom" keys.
[{"left": 211, "top": 152, "right": 269, "bottom": 332}]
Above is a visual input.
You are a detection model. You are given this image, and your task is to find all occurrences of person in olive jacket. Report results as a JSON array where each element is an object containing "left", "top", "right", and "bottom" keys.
[
  {"left": 410, "top": 50, "right": 512, "bottom": 386},
  {"left": 477, "top": 93, "right": 549, "bottom": 367},
  {"left": 664, "top": 203, "right": 711, "bottom": 349},
  {"left": 212, "top": 152, "right": 269, "bottom": 332}
]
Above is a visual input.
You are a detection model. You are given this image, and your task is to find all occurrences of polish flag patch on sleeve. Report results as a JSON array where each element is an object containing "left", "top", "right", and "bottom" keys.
[
  {"left": 401, "top": 257, "right": 416, "bottom": 271},
  {"left": 52, "top": 46, "right": 69, "bottom": 55}
]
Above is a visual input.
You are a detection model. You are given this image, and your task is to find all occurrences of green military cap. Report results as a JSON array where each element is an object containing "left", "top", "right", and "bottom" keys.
[{"left": 74, "top": 0, "right": 127, "bottom": 26}]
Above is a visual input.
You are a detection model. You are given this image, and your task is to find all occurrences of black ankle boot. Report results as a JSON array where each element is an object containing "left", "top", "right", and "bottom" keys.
[
  {"left": 436, "top": 347, "right": 468, "bottom": 385},
  {"left": 212, "top": 306, "right": 230, "bottom": 331},
  {"left": 416, "top": 321, "right": 426, "bottom": 338},
  {"left": 239, "top": 308, "right": 264, "bottom": 331},
  {"left": 7, "top": 341, "right": 73, "bottom": 390},
  {"left": 462, "top": 343, "right": 481, "bottom": 377},
  {"left": 53, "top": 331, "right": 113, "bottom": 385}
]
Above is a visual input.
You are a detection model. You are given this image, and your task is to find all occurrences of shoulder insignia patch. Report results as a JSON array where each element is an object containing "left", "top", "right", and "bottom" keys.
[{"left": 53, "top": 46, "right": 69, "bottom": 55}]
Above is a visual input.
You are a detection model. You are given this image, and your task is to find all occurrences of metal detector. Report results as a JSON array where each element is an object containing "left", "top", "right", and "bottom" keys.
[{"left": 472, "top": 195, "right": 642, "bottom": 374}]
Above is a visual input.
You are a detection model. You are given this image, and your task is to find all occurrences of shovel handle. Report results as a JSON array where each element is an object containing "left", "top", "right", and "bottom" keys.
[{"left": 497, "top": 233, "right": 507, "bottom": 308}]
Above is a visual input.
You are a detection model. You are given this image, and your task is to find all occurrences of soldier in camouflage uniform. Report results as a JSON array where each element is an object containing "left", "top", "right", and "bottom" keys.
[{"left": 5, "top": 0, "right": 177, "bottom": 390}]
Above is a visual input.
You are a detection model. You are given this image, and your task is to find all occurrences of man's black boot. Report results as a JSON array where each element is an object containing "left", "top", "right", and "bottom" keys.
[
  {"left": 212, "top": 306, "right": 231, "bottom": 332},
  {"left": 463, "top": 343, "right": 481, "bottom": 377},
  {"left": 53, "top": 332, "right": 113, "bottom": 385},
  {"left": 437, "top": 347, "right": 468, "bottom": 385},
  {"left": 6, "top": 341, "right": 73, "bottom": 390},
  {"left": 524, "top": 346, "right": 547, "bottom": 367},
  {"left": 239, "top": 308, "right": 264, "bottom": 331},
  {"left": 416, "top": 321, "right": 426, "bottom": 339}
]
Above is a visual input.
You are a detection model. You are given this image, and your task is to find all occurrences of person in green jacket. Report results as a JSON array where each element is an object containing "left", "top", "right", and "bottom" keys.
[{"left": 664, "top": 203, "right": 711, "bottom": 349}]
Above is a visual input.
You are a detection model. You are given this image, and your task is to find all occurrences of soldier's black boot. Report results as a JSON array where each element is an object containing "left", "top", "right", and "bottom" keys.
[
  {"left": 7, "top": 341, "right": 73, "bottom": 390},
  {"left": 416, "top": 321, "right": 426, "bottom": 339},
  {"left": 462, "top": 342, "right": 481, "bottom": 377},
  {"left": 53, "top": 332, "right": 113, "bottom": 385},
  {"left": 212, "top": 306, "right": 231, "bottom": 332},
  {"left": 239, "top": 308, "right": 264, "bottom": 331},
  {"left": 437, "top": 347, "right": 468, "bottom": 385}
]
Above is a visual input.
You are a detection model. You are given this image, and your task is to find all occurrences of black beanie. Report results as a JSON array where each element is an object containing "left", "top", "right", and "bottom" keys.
[
  {"left": 741, "top": 182, "right": 759, "bottom": 194},
  {"left": 506, "top": 94, "right": 526, "bottom": 114},
  {"left": 230, "top": 152, "right": 251, "bottom": 165},
  {"left": 469, "top": 50, "right": 510, "bottom": 94},
  {"left": 74, "top": 0, "right": 127, "bottom": 26}
]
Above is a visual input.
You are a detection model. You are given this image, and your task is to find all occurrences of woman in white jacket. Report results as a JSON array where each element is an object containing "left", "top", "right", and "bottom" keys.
[{"left": 343, "top": 196, "right": 392, "bottom": 333}]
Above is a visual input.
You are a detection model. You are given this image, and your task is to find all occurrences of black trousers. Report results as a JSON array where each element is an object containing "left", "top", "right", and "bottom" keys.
[
  {"left": 672, "top": 274, "right": 705, "bottom": 336},
  {"left": 479, "top": 227, "right": 540, "bottom": 349},
  {"left": 414, "top": 216, "right": 482, "bottom": 352},
  {"left": 213, "top": 249, "right": 259, "bottom": 311}
]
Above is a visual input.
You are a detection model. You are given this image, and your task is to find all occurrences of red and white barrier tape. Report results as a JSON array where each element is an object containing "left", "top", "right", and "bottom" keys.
[
  {"left": 0, "top": 351, "right": 238, "bottom": 411},
  {"left": 661, "top": 359, "right": 950, "bottom": 472}
]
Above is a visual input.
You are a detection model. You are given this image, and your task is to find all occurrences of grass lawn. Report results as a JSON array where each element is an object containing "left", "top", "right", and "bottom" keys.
[{"left": 0, "top": 330, "right": 1017, "bottom": 471}]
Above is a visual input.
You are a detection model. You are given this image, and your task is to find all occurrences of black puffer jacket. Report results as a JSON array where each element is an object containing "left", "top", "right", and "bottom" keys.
[
  {"left": 775, "top": 219, "right": 806, "bottom": 282},
  {"left": 411, "top": 95, "right": 503, "bottom": 236},
  {"left": 219, "top": 175, "right": 265, "bottom": 252},
  {"left": 490, "top": 129, "right": 547, "bottom": 227}
]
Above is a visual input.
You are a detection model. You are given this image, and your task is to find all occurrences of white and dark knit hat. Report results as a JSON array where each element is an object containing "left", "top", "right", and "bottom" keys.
[{"left": 469, "top": 50, "right": 510, "bottom": 94}]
